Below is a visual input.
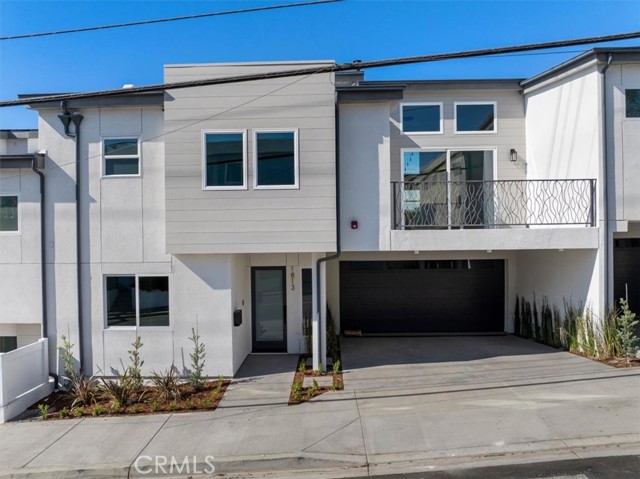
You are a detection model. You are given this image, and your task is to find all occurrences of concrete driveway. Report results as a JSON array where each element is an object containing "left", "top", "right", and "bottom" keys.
[{"left": 340, "top": 335, "right": 640, "bottom": 474}]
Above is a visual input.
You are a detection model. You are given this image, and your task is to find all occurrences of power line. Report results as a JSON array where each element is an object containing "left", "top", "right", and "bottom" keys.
[
  {"left": 1, "top": 30, "right": 638, "bottom": 108},
  {"left": 0, "top": 0, "right": 343, "bottom": 41}
]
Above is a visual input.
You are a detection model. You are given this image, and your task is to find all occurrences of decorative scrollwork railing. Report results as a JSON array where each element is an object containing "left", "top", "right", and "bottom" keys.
[{"left": 392, "top": 179, "right": 596, "bottom": 229}]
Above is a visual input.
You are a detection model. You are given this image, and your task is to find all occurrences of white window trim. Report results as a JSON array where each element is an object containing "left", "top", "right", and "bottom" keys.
[
  {"left": 253, "top": 129, "right": 300, "bottom": 190},
  {"left": 0, "top": 193, "right": 20, "bottom": 235},
  {"left": 201, "top": 129, "right": 248, "bottom": 191},
  {"left": 400, "top": 102, "right": 444, "bottom": 135},
  {"left": 454, "top": 101, "right": 498, "bottom": 134},
  {"left": 102, "top": 137, "right": 141, "bottom": 178},
  {"left": 104, "top": 274, "right": 172, "bottom": 330},
  {"left": 625, "top": 88, "right": 640, "bottom": 120}
]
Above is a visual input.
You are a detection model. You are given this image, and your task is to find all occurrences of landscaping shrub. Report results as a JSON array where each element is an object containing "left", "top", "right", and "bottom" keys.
[
  {"left": 189, "top": 328, "right": 206, "bottom": 391},
  {"left": 618, "top": 298, "right": 639, "bottom": 358},
  {"left": 150, "top": 366, "right": 182, "bottom": 402},
  {"left": 127, "top": 336, "right": 144, "bottom": 394}
]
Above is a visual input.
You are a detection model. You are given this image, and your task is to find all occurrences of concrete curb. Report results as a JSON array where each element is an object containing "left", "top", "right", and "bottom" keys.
[{"left": 2, "top": 438, "right": 639, "bottom": 479}]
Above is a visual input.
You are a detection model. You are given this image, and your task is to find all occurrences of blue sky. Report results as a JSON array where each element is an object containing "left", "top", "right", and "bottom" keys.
[{"left": 0, "top": 0, "right": 639, "bottom": 128}]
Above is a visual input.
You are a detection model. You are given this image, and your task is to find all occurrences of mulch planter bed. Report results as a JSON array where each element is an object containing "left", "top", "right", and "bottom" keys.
[
  {"left": 570, "top": 352, "right": 640, "bottom": 368},
  {"left": 28, "top": 379, "right": 230, "bottom": 420},
  {"left": 288, "top": 355, "right": 344, "bottom": 405}
]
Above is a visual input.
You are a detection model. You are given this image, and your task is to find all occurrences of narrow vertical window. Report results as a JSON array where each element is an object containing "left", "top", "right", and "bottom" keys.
[
  {"left": 0, "top": 195, "right": 18, "bottom": 232},
  {"left": 255, "top": 131, "right": 298, "bottom": 188},
  {"left": 204, "top": 131, "right": 246, "bottom": 189},
  {"left": 626, "top": 89, "right": 640, "bottom": 118}
]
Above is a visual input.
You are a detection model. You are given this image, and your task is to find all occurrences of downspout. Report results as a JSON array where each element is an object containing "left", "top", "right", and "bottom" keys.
[
  {"left": 58, "top": 102, "right": 85, "bottom": 372},
  {"left": 31, "top": 153, "right": 58, "bottom": 389},
  {"left": 600, "top": 54, "right": 613, "bottom": 316},
  {"left": 315, "top": 103, "right": 341, "bottom": 371}
]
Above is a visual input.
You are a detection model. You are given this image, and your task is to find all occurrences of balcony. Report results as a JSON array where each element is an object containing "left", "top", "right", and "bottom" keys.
[{"left": 392, "top": 179, "right": 596, "bottom": 230}]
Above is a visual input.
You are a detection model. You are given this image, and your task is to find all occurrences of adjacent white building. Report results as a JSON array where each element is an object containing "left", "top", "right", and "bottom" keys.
[{"left": 0, "top": 48, "right": 638, "bottom": 400}]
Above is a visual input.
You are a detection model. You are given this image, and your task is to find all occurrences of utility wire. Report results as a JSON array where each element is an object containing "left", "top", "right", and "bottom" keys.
[
  {"left": 1, "top": 30, "right": 638, "bottom": 107},
  {"left": 0, "top": 0, "right": 343, "bottom": 41}
]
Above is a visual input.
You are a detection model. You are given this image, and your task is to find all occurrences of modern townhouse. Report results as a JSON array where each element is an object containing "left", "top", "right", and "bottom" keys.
[{"left": 0, "top": 48, "right": 639, "bottom": 421}]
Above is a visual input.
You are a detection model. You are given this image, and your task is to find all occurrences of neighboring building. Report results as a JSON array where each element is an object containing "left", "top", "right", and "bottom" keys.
[{"left": 0, "top": 48, "right": 638, "bottom": 382}]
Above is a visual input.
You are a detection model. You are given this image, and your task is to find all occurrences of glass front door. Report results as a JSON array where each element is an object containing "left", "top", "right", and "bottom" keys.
[{"left": 251, "top": 267, "right": 287, "bottom": 352}]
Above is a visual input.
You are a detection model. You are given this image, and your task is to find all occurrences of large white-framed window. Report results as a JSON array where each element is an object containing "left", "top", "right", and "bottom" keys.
[
  {"left": 0, "top": 194, "right": 19, "bottom": 233},
  {"left": 103, "top": 138, "right": 140, "bottom": 177},
  {"left": 454, "top": 102, "right": 497, "bottom": 134},
  {"left": 202, "top": 130, "right": 248, "bottom": 190},
  {"left": 105, "top": 275, "right": 170, "bottom": 328},
  {"left": 253, "top": 129, "right": 299, "bottom": 189},
  {"left": 400, "top": 102, "right": 443, "bottom": 134}
]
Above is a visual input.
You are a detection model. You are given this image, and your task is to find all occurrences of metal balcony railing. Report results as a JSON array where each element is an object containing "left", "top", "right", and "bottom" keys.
[{"left": 392, "top": 179, "right": 596, "bottom": 229}]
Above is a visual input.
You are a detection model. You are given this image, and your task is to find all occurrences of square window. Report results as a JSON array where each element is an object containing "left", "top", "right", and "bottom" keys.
[
  {"left": 455, "top": 103, "right": 496, "bottom": 133},
  {"left": 255, "top": 131, "right": 298, "bottom": 188},
  {"left": 626, "top": 89, "right": 640, "bottom": 118},
  {"left": 0, "top": 336, "right": 17, "bottom": 353},
  {"left": 105, "top": 275, "right": 169, "bottom": 328},
  {"left": 0, "top": 195, "right": 18, "bottom": 232},
  {"left": 401, "top": 103, "right": 442, "bottom": 133},
  {"left": 104, "top": 138, "right": 139, "bottom": 176},
  {"left": 203, "top": 131, "right": 246, "bottom": 188}
]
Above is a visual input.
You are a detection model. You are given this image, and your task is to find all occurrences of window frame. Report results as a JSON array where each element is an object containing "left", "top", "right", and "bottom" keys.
[
  {"left": 625, "top": 89, "right": 640, "bottom": 119},
  {"left": 104, "top": 274, "right": 171, "bottom": 330},
  {"left": 201, "top": 129, "right": 248, "bottom": 191},
  {"left": 102, "top": 137, "right": 141, "bottom": 178},
  {"left": 400, "top": 102, "right": 444, "bottom": 135},
  {"left": 253, "top": 128, "right": 300, "bottom": 190},
  {"left": 454, "top": 101, "right": 498, "bottom": 134},
  {"left": 0, "top": 193, "right": 20, "bottom": 234}
]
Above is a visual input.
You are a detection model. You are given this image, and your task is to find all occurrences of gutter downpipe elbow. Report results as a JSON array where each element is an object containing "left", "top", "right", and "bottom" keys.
[
  {"left": 58, "top": 101, "right": 85, "bottom": 373},
  {"left": 315, "top": 103, "right": 341, "bottom": 372},
  {"left": 600, "top": 54, "right": 613, "bottom": 317}
]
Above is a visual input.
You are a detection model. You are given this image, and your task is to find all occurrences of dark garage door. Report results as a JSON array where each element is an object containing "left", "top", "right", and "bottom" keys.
[
  {"left": 340, "top": 260, "right": 505, "bottom": 334},
  {"left": 614, "top": 238, "right": 640, "bottom": 314}
]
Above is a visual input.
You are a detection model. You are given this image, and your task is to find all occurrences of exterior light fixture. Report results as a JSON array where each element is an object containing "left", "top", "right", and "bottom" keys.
[{"left": 510, "top": 148, "right": 518, "bottom": 162}]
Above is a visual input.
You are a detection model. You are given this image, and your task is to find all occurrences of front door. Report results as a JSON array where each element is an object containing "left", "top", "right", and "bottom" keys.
[{"left": 252, "top": 267, "right": 287, "bottom": 352}]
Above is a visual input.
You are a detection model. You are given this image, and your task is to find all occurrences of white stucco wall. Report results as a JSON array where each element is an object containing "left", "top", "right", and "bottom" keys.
[{"left": 514, "top": 249, "right": 601, "bottom": 322}]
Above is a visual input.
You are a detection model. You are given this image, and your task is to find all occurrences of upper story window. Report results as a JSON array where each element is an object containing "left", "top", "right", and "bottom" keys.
[
  {"left": 103, "top": 138, "right": 140, "bottom": 176},
  {"left": 626, "top": 89, "right": 640, "bottom": 118},
  {"left": 254, "top": 130, "right": 299, "bottom": 189},
  {"left": 203, "top": 131, "right": 247, "bottom": 190},
  {"left": 105, "top": 275, "right": 170, "bottom": 328},
  {"left": 401, "top": 103, "right": 443, "bottom": 134},
  {"left": 0, "top": 195, "right": 18, "bottom": 232},
  {"left": 454, "top": 102, "right": 497, "bottom": 133}
]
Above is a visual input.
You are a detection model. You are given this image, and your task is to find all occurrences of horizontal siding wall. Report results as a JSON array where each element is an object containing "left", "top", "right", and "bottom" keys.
[
  {"left": 164, "top": 62, "right": 337, "bottom": 254},
  {"left": 390, "top": 89, "right": 527, "bottom": 182}
]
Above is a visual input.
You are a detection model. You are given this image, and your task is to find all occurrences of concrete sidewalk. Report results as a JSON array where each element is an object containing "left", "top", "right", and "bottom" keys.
[{"left": 1, "top": 338, "right": 639, "bottom": 478}]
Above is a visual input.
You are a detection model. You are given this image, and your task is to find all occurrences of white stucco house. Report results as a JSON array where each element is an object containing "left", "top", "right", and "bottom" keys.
[{"left": 0, "top": 48, "right": 638, "bottom": 408}]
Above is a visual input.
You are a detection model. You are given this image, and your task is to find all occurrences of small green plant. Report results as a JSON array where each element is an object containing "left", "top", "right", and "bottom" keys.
[
  {"left": 202, "top": 397, "right": 213, "bottom": 408},
  {"left": 618, "top": 298, "right": 639, "bottom": 358},
  {"left": 332, "top": 359, "right": 341, "bottom": 374},
  {"left": 127, "top": 336, "right": 144, "bottom": 393},
  {"left": 37, "top": 404, "right": 49, "bottom": 420},
  {"left": 186, "top": 401, "right": 196, "bottom": 410},
  {"left": 189, "top": 328, "right": 206, "bottom": 391},
  {"left": 110, "top": 399, "right": 122, "bottom": 413},
  {"left": 99, "top": 369, "right": 135, "bottom": 406},
  {"left": 58, "top": 407, "right": 69, "bottom": 419},
  {"left": 150, "top": 366, "right": 182, "bottom": 402},
  {"left": 57, "top": 335, "right": 76, "bottom": 388},
  {"left": 131, "top": 404, "right": 142, "bottom": 414},
  {"left": 298, "top": 359, "right": 306, "bottom": 375},
  {"left": 92, "top": 404, "right": 105, "bottom": 417},
  {"left": 215, "top": 374, "right": 224, "bottom": 395},
  {"left": 150, "top": 400, "right": 160, "bottom": 412},
  {"left": 291, "top": 381, "right": 302, "bottom": 402},
  {"left": 307, "top": 378, "right": 319, "bottom": 400},
  {"left": 66, "top": 372, "right": 98, "bottom": 408},
  {"left": 73, "top": 407, "right": 84, "bottom": 418},
  {"left": 168, "top": 400, "right": 177, "bottom": 411}
]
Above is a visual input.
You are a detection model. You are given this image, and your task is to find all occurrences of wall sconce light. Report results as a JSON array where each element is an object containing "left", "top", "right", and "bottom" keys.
[{"left": 510, "top": 148, "right": 518, "bottom": 162}]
